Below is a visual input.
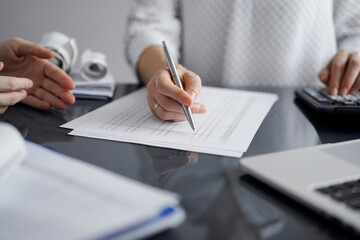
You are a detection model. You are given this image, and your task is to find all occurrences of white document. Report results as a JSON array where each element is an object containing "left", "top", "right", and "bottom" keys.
[
  {"left": 62, "top": 87, "right": 278, "bottom": 158},
  {"left": 0, "top": 141, "right": 185, "bottom": 240}
]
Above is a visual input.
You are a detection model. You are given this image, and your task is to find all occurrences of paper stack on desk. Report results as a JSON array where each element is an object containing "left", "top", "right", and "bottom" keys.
[
  {"left": 70, "top": 72, "right": 115, "bottom": 100},
  {"left": 62, "top": 86, "right": 278, "bottom": 158},
  {"left": 0, "top": 124, "right": 185, "bottom": 240}
]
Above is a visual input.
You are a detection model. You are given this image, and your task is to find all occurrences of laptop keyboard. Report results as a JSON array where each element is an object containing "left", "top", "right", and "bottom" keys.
[{"left": 317, "top": 179, "right": 360, "bottom": 209}]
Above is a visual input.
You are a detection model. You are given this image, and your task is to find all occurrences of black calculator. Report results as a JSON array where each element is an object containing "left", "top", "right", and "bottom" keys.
[{"left": 295, "top": 87, "right": 360, "bottom": 114}]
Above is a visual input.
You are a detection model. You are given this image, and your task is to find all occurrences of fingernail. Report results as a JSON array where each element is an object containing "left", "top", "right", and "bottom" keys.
[
  {"left": 339, "top": 86, "right": 347, "bottom": 96},
  {"left": 27, "top": 80, "right": 33, "bottom": 88},
  {"left": 71, "top": 94, "right": 76, "bottom": 104},
  {"left": 188, "top": 91, "right": 197, "bottom": 101},
  {"left": 199, "top": 105, "right": 206, "bottom": 113},
  {"left": 330, "top": 86, "right": 338, "bottom": 95}
]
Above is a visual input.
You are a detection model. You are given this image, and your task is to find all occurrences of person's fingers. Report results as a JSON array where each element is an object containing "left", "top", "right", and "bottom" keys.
[
  {"left": 152, "top": 91, "right": 184, "bottom": 113},
  {"left": 148, "top": 94, "right": 206, "bottom": 123},
  {"left": 318, "top": 62, "right": 331, "bottom": 84},
  {"left": 0, "top": 62, "right": 4, "bottom": 71},
  {"left": 328, "top": 50, "right": 350, "bottom": 95},
  {"left": 0, "top": 76, "right": 33, "bottom": 92},
  {"left": 11, "top": 38, "right": 55, "bottom": 59},
  {"left": 339, "top": 52, "right": 360, "bottom": 96},
  {"left": 153, "top": 90, "right": 206, "bottom": 114},
  {"left": 155, "top": 105, "right": 187, "bottom": 121},
  {"left": 148, "top": 94, "right": 156, "bottom": 114},
  {"left": 43, "top": 62, "right": 75, "bottom": 90},
  {"left": 42, "top": 77, "right": 75, "bottom": 104},
  {"left": 181, "top": 70, "right": 202, "bottom": 102},
  {"left": 0, "top": 106, "right": 8, "bottom": 114},
  {"left": 151, "top": 69, "right": 192, "bottom": 107},
  {"left": 147, "top": 68, "right": 205, "bottom": 121},
  {"left": 32, "top": 87, "right": 67, "bottom": 110},
  {"left": 190, "top": 102, "right": 207, "bottom": 114},
  {"left": 148, "top": 95, "right": 187, "bottom": 121},
  {"left": 349, "top": 74, "right": 360, "bottom": 94},
  {"left": 0, "top": 90, "right": 27, "bottom": 107},
  {"left": 21, "top": 95, "right": 51, "bottom": 110}
]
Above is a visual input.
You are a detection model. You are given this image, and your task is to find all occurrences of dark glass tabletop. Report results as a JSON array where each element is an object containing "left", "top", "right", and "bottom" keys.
[{"left": 1, "top": 85, "right": 360, "bottom": 240}]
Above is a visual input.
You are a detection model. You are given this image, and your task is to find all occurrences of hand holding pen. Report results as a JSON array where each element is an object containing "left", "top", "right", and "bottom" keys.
[
  {"left": 162, "top": 41, "right": 197, "bottom": 131},
  {"left": 144, "top": 43, "right": 206, "bottom": 125}
]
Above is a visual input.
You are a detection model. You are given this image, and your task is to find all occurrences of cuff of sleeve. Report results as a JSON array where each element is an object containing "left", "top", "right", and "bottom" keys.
[
  {"left": 127, "top": 31, "right": 180, "bottom": 71},
  {"left": 338, "top": 36, "right": 360, "bottom": 52}
]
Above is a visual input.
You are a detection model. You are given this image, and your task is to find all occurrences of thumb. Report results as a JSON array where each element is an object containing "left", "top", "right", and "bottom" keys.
[
  {"left": 12, "top": 38, "right": 55, "bottom": 59},
  {"left": 0, "top": 62, "right": 3, "bottom": 71}
]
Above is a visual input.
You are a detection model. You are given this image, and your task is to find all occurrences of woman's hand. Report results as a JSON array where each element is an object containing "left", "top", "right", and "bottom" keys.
[
  {"left": 319, "top": 49, "right": 360, "bottom": 96},
  {"left": 0, "top": 62, "right": 33, "bottom": 114},
  {"left": 147, "top": 65, "right": 206, "bottom": 121}
]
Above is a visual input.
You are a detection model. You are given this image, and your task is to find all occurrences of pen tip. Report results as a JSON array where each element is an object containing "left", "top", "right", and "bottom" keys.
[{"left": 162, "top": 41, "right": 166, "bottom": 47}]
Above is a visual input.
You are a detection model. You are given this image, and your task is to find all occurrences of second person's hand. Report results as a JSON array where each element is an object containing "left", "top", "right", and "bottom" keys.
[
  {"left": 147, "top": 64, "right": 206, "bottom": 122},
  {"left": 0, "top": 62, "right": 33, "bottom": 114},
  {"left": 0, "top": 38, "right": 75, "bottom": 110}
]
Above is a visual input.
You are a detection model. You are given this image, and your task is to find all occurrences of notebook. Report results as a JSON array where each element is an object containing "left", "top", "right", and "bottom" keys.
[{"left": 0, "top": 123, "right": 185, "bottom": 240}]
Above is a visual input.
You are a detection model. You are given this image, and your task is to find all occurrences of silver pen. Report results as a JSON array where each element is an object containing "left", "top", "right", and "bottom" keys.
[{"left": 162, "top": 41, "right": 196, "bottom": 132}]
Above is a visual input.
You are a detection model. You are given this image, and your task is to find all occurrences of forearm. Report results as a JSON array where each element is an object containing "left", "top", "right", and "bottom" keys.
[{"left": 137, "top": 46, "right": 168, "bottom": 85}]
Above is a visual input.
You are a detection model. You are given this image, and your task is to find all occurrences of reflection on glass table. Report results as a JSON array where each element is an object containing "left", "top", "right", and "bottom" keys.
[
  {"left": 145, "top": 149, "right": 286, "bottom": 240},
  {"left": 295, "top": 97, "right": 360, "bottom": 143},
  {"left": 146, "top": 146, "right": 198, "bottom": 174},
  {"left": 0, "top": 104, "right": 72, "bottom": 144}
]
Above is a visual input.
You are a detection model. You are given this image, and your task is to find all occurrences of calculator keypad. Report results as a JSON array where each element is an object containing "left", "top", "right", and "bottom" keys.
[{"left": 297, "top": 88, "right": 360, "bottom": 114}]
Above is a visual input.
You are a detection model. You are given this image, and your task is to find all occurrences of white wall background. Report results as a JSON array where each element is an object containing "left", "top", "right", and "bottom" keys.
[{"left": 0, "top": 0, "right": 137, "bottom": 84}]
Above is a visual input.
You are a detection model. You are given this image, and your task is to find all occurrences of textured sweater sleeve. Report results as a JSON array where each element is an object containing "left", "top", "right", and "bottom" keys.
[
  {"left": 125, "top": 0, "right": 181, "bottom": 71},
  {"left": 334, "top": 0, "right": 360, "bottom": 52}
]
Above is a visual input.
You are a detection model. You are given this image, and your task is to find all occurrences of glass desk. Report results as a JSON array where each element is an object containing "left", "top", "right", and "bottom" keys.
[{"left": 1, "top": 85, "right": 360, "bottom": 240}]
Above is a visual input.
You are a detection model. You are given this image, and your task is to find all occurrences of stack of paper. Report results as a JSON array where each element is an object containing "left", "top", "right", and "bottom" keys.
[
  {"left": 0, "top": 134, "right": 185, "bottom": 240},
  {"left": 62, "top": 87, "right": 278, "bottom": 158},
  {"left": 70, "top": 72, "right": 116, "bottom": 100}
]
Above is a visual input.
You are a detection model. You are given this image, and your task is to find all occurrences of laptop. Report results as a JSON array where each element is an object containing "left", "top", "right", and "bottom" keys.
[{"left": 240, "top": 139, "right": 360, "bottom": 231}]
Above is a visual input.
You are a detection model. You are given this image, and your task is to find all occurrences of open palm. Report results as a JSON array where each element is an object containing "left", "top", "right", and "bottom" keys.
[{"left": 0, "top": 38, "right": 75, "bottom": 110}]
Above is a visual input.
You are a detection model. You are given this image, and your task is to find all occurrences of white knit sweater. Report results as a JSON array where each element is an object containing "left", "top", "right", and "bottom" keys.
[{"left": 125, "top": 0, "right": 360, "bottom": 87}]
